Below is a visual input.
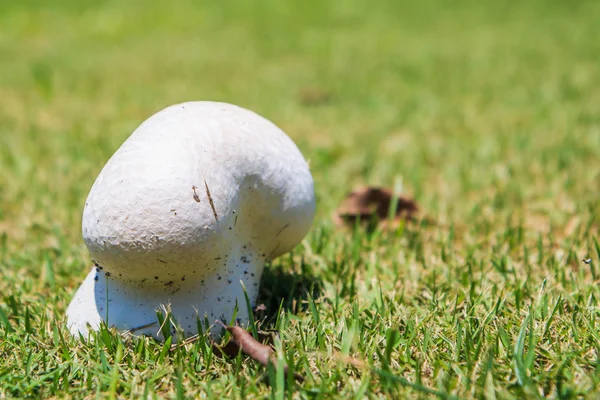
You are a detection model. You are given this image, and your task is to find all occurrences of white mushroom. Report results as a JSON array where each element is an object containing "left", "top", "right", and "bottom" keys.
[{"left": 66, "top": 101, "right": 315, "bottom": 340}]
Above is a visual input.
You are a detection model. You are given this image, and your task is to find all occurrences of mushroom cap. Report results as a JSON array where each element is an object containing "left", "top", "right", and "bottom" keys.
[{"left": 82, "top": 101, "right": 315, "bottom": 282}]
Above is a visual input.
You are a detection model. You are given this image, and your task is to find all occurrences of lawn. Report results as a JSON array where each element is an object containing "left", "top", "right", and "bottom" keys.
[{"left": 1, "top": 0, "right": 600, "bottom": 398}]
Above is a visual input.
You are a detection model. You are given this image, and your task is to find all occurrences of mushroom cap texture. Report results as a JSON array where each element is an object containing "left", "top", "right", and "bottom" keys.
[{"left": 82, "top": 101, "right": 315, "bottom": 282}]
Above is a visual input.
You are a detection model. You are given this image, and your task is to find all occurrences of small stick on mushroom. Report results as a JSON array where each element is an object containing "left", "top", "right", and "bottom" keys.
[{"left": 204, "top": 180, "right": 218, "bottom": 222}]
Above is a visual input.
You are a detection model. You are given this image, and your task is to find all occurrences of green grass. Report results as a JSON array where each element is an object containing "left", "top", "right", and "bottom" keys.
[{"left": 1, "top": 0, "right": 600, "bottom": 397}]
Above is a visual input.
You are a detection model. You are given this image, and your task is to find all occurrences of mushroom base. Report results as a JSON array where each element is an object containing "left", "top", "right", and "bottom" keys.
[{"left": 66, "top": 264, "right": 263, "bottom": 340}]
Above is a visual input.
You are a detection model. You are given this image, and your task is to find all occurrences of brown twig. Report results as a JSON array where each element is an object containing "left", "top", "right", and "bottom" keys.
[{"left": 204, "top": 180, "right": 218, "bottom": 222}]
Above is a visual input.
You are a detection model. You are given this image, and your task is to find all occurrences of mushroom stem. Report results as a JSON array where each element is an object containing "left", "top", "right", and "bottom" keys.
[{"left": 67, "top": 255, "right": 264, "bottom": 340}]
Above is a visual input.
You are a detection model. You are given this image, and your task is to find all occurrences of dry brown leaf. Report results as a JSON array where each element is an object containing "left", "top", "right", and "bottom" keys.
[
  {"left": 334, "top": 186, "right": 419, "bottom": 229},
  {"left": 212, "top": 331, "right": 276, "bottom": 357},
  {"left": 215, "top": 321, "right": 304, "bottom": 382}
]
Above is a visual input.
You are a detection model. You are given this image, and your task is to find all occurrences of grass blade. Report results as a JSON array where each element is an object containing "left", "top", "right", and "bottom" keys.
[{"left": 513, "top": 314, "right": 530, "bottom": 386}]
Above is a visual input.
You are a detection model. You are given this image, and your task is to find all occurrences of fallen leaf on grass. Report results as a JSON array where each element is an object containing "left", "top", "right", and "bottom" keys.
[
  {"left": 212, "top": 330, "right": 276, "bottom": 357},
  {"left": 215, "top": 320, "right": 304, "bottom": 382},
  {"left": 334, "top": 186, "right": 419, "bottom": 229}
]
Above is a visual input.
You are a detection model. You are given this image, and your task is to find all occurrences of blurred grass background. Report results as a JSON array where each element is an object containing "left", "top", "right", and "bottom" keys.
[{"left": 1, "top": 0, "right": 600, "bottom": 398}]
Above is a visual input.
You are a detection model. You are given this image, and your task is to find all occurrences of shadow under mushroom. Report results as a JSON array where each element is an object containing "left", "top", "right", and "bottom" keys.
[{"left": 255, "top": 260, "right": 321, "bottom": 323}]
